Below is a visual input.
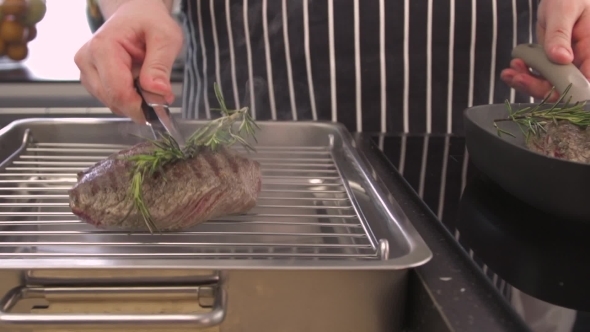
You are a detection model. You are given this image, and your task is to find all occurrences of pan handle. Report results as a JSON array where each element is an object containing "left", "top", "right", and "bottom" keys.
[
  {"left": 0, "top": 285, "right": 227, "bottom": 329},
  {"left": 512, "top": 43, "right": 590, "bottom": 103}
]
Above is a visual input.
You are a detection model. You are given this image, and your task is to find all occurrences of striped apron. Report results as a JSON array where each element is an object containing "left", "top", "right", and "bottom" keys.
[{"left": 179, "top": 0, "right": 539, "bottom": 135}]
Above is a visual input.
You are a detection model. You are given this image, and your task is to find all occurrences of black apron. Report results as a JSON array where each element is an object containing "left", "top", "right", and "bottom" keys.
[{"left": 179, "top": 0, "right": 539, "bottom": 135}]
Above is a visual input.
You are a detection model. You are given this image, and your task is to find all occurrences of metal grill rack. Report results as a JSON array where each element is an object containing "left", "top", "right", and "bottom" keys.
[{"left": 0, "top": 131, "right": 383, "bottom": 261}]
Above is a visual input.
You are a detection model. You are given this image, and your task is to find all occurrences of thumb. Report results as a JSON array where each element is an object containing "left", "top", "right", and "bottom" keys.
[
  {"left": 543, "top": 5, "right": 577, "bottom": 64},
  {"left": 139, "top": 27, "right": 183, "bottom": 103}
]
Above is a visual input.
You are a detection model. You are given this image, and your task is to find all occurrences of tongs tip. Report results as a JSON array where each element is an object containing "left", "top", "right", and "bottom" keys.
[{"left": 134, "top": 78, "right": 186, "bottom": 146}]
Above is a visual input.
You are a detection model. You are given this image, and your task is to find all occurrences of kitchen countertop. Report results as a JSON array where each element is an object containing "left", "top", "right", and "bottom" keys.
[
  {"left": 354, "top": 134, "right": 530, "bottom": 332},
  {"left": 364, "top": 133, "right": 590, "bottom": 332}
]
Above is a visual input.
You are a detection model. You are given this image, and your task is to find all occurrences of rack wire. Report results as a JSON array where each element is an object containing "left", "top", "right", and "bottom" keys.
[{"left": 0, "top": 137, "right": 381, "bottom": 260}]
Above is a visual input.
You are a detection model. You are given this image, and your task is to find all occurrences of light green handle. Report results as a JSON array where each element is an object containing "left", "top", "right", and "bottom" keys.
[{"left": 512, "top": 43, "right": 590, "bottom": 103}]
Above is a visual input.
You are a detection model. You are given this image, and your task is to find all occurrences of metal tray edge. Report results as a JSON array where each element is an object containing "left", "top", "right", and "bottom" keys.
[
  {"left": 0, "top": 117, "right": 433, "bottom": 270},
  {"left": 336, "top": 128, "right": 433, "bottom": 267}
]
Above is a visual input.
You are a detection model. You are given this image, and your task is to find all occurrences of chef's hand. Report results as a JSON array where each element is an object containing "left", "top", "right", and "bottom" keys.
[
  {"left": 501, "top": 0, "right": 590, "bottom": 102},
  {"left": 74, "top": 0, "right": 183, "bottom": 123}
]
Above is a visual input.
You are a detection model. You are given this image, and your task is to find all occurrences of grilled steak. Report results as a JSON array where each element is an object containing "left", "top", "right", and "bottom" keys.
[
  {"left": 526, "top": 121, "right": 590, "bottom": 164},
  {"left": 69, "top": 142, "right": 262, "bottom": 231}
]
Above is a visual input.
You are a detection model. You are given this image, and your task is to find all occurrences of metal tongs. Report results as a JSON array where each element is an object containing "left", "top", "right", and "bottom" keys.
[{"left": 134, "top": 78, "right": 186, "bottom": 146}]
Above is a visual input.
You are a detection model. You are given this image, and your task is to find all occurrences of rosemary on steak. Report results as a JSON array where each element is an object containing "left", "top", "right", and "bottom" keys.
[
  {"left": 493, "top": 83, "right": 590, "bottom": 141},
  {"left": 123, "top": 82, "right": 259, "bottom": 233}
]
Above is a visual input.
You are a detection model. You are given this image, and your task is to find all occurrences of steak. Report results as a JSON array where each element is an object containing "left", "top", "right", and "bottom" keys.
[
  {"left": 526, "top": 121, "right": 590, "bottom": 164},
  {"left": 69, "top": 142, "right": 262, "bottom": 231}
]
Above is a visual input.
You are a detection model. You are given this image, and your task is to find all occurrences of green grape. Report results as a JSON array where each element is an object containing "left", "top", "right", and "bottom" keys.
[{"left": 22, "top": 0, "right": 46, "bottom": 26}]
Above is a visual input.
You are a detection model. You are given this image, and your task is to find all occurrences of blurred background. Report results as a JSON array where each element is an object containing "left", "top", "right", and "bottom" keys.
[{"left": 0, "top": 0, "right": 185, "bottom": 126}]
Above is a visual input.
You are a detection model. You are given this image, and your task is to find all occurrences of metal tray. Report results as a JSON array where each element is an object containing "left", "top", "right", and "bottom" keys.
[{"left": 0, "top": 117, "right": 432, "bottom": 270}]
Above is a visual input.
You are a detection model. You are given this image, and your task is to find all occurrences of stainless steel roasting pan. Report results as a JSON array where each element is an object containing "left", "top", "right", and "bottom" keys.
[{"left": 0, "top": 117, "right": 431, "bottom": 331}]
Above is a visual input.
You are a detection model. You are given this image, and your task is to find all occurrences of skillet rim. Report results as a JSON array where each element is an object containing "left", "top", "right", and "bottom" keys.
[{"left": 463, "top": 103, "right": 590, "bottom": 168}]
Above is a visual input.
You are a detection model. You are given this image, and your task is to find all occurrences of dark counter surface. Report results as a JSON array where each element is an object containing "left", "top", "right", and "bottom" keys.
[
  {"left": 354, "top": 134, "right": 531, "bottom": 332},
  {"left": 366, "top": 134, "right": 589, "bottom": 332}
]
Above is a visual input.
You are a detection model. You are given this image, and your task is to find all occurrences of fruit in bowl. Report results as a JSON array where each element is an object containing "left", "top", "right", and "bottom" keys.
[{"left": 0, "top": 0, "right": 46, "bottom": 62}]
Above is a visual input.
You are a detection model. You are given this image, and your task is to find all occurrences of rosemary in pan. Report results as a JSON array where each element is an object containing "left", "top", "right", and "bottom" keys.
[
  {"left": 123, "top": 82, "right": 259, "bottom": 234},
  {"left": 493, "top": 83, "right": 590, "bottom": 141}
]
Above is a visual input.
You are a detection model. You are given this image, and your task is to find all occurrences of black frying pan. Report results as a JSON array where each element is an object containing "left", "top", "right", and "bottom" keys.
[{"left": 464, "top": 43, "right": 590, "bottom": 222}]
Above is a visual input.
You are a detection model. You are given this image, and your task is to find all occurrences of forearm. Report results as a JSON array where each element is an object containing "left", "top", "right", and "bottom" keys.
[{"left": 97, "top": 0, "right": 174, "bottom": 19}]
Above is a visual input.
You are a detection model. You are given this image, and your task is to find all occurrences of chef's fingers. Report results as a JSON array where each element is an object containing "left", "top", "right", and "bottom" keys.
[
  {"left": 513, "top": 74, "right": 558, "bottom": 102},
  {"left": 80, "top": 70, "right": 110, "bottom": 114},
  {"left": 500, "top": 68, "right": 559, "bottom": 102},
  {"left": 579, "top": 59, "right": 590, "bottom": 82},
  {"left": 81, "top": 68, "right": 128, "bottom": 117},
  {"left": 90, "top": 40, "right": 145, "bottom": 124},
  {"left": 506, "top": 59, "right": 558, "bottom": 99},
  {"left": 541, "top": 1, "right": 580, "bottom": 64},
  {"left": 509, "top": 58, "right": 533, "bottom": 74},
  {"left": 75, "top": 46, "right": 124, "bottom": 116},
  {"left": 139, "top": 22, "right": 183, "bottom": 105},
  {"left": 501, "top": 59, "right": 541, "bottom": 86},
  {"left": 536, "top": 26, "right": 545, "bottom": 52}
]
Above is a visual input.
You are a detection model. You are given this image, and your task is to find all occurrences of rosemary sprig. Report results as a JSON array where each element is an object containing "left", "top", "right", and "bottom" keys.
[
  {"left": 124, "top": 134, "right": 185, "bottom": 233},
  {"left": 493, "top": 83, "right": 589, "bottom": 141},
  {"left": 122, "top": 82, "right": 258, "bottom": 233},
  {"left": 185, "top": 83, "right": 259, "bottom": 154}
]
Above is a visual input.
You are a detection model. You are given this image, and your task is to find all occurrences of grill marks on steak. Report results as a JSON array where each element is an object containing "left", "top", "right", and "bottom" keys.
[
  {"left": 69, "top": 142, "right": 262, "bottom": 231},
  {"left": 526, "top": 121, "right": 590, "bottom": 164}
]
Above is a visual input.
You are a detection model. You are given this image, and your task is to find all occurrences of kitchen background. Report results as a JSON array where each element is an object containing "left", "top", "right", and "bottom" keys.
[{"left": 0, "top": 0, "right": 184, "bottom": 126}]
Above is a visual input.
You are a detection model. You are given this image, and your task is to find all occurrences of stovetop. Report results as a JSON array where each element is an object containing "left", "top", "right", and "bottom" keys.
[{"left": 370, "top": 133, "right": 590, "bottom": 331}]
